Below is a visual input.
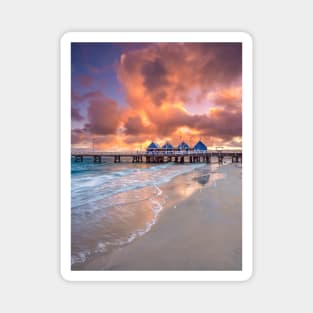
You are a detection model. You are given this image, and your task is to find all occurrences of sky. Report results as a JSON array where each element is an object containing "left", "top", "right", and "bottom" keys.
[{"left": 71, "top": 42, "right": 242, "bottom": 151}]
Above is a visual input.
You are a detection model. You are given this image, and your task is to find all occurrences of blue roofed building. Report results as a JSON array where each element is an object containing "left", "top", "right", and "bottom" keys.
[
  {"left": 146, "top": 142, "right": 159, "bottom": 152},
  {"left": 193, "top": 140, "right": 207, "bottom": 151},
  {"left": 162, "top": 142, "right": 174, "bottom": 150},
  {"left": 177, "top": 141, "right": 190, "bottom": 151}
]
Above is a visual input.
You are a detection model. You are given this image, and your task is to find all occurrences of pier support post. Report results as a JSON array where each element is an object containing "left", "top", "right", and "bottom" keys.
[
  {"left": 94, "top": 155, "right": 101, "bottom": 163},
  {"left": 74, "top": 155, "right": 83, "bottom": 162},
  {"left": 134, "top": 155, "right": 141, "bottom": 163},
  {"left": 218, "top": 154, "right": 223, "bottom": 164}
]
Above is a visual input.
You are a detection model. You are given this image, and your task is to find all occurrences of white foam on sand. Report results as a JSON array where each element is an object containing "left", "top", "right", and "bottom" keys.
[
  {"left": 71, "top": 184, "right": 165, "bottom": 266},
  {"left": 71, "top": 163, "right": 205, "bottom": 209}
]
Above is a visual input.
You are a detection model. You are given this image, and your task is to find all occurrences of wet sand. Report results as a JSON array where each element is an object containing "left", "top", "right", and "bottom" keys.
[{"left": 80, "top": 162, "right": 242, "bottom": 271}]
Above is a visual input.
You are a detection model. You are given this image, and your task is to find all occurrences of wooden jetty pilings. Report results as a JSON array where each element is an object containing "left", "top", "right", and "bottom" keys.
[
  {"left": 231, "top": 153, "right": 242, "bottom": 163},
  {"left": 93, "top": 155, "right": 102, "bottom": 163},
  {"left": 114, "top": 155, "right": 121, "bottom": 163},
  {"left": 72, "top": 151, "right": 242, "bottom": 164},
  {"left": 74, "top": 155, "right": 83, "bottom": 162},
  {"left": 218, "top": 153, "right": 224, "bottom": 164},
  {"left": 132, "top": 155, "right": 143, "bottom": 163}
]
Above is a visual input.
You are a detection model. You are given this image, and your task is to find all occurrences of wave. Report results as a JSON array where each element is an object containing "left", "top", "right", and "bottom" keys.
[
  {"left": 71, "top": 184, "right": 164, "bottom": 266},
  {"left": 71, "top": 162, "right": 209, "bottom": 267},
  {"left": 71, "top": 163, "right": 205, "bottom": 210}
]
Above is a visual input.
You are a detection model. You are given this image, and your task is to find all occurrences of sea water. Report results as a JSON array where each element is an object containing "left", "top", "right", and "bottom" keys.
[{"left": 71, "top": 157, "right": 222, "bottom": 267}]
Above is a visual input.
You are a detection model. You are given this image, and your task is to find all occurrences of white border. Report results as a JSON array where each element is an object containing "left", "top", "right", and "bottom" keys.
[{"left": 60, "top": 32, "right": 253, "bottom": 282}]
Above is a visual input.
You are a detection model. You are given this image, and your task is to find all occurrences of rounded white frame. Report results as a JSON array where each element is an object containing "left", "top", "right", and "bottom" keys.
[{"left": 60, "top": 32, "right": 253, "bottom": 282}]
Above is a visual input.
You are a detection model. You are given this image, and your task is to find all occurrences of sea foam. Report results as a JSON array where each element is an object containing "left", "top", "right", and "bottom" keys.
[{"left": 71, "top": 162, "right": 206, "bottom": 267}]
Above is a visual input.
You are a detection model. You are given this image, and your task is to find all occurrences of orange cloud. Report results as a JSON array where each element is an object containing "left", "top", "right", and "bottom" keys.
[
  {"left": 85, "top": 98, "right": 120, "bottom": 135},
  {"left": 72, "top": 43, "right": 242, "bottom": 150}
]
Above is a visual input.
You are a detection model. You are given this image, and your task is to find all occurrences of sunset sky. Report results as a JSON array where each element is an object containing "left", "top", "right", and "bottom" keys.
[{"left": 71, "top": 42, "right": 242, "bottom": 151}]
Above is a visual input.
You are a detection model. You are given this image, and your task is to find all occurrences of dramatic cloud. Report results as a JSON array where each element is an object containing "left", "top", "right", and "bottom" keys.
[
  {"left": 71, "top": 89, "right": 104, "bottom": 105},
  {"left": 85, "top": 98, "right": 120, "bottom": 135},
  {"left": 141, "top": 58, "right": 169, "bottom": 105},
  {"left": 71, "top": 43, "right": 242, "bottom": 150},
  {"left": 71, "top": 128, "right": 88, "bottom": 144},
  {"left": 209, "top": 87, "right": 242, "bottom": 111},
  {"left": 124, "top": 116, "right": 155, "bottom": 135},
  {"left": 77, "top": 75, "right": 95, "bottom": 87},
  {"left": 71, "top": 107, "right": 83, "bottom": 121},
  {"left": 118, "top": 43, "right": 241, "bottom": 108}
]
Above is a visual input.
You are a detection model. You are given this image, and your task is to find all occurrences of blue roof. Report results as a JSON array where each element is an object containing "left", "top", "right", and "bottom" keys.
[
  {"left": 162, "top": 142, "right": 174, "bottom": 149},
  {"left": 194, "top": 140, "right": 207, "bottom": 151},
  {"left": 177, "top": 141, "right": 190, "bottom": 149},
  {"left": 147, "top": 142, "right": 159, "bottom": 149}
]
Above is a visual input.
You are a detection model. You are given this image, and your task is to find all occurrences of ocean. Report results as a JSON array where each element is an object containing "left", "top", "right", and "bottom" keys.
[{"left": 71, "top": 157, "right": 224, "bottom": 268}]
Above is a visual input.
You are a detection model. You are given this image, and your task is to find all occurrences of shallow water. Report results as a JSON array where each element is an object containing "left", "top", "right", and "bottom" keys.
[{"left": 71, "top": 157, "right": 226, "bottom": 268}]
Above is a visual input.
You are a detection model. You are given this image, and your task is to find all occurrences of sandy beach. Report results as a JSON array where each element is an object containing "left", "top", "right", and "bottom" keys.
[{"left": 75, "top": 162, "right": 242, "bottom": 271}]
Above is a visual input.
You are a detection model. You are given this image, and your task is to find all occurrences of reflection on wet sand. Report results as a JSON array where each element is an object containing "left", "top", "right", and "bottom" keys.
[
  {"left": 82, "top": 163, "right": 242, "bottom": 271},
  {"left": 195, "top": 174, "right": 210, "bottom": 186}
]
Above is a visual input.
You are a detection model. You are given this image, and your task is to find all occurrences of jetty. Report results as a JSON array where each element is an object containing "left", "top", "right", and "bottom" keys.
[
  {"left": 72, "top": 140, "right": 242, "bottom": 164},
  {"left": 71, "top": 150, "right": 242, "bottom": 164}
]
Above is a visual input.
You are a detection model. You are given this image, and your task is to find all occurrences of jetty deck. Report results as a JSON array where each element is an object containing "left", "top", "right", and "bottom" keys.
[{"left": 71, "top": 150, "right": 242, "bottom": 164}]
